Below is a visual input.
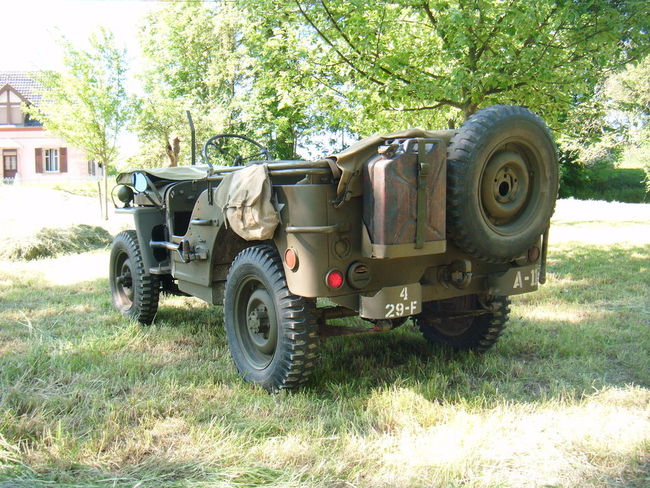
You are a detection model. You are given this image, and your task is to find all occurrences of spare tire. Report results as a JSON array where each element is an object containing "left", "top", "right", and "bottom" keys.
[{"left": 446, "top": 105, "right": 558, "bottom": 263}]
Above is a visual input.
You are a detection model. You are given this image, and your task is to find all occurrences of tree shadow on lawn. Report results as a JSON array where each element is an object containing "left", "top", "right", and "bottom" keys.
[
  {"left": 147, "top": 243, "right": 650, "bottom": 407},
  {"left": 310, "top": 244, "right": 650, "bottom": 402},
  {"left": 0, "top": 245, "right": 648, "bottom": 485},
  {"left": 3, "top": 243, "right": 647, "bottom": 408}
]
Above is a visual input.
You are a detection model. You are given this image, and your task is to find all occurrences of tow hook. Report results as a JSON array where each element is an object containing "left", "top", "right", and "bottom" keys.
[
  {"left": 440, "top": 259, "right": 473, "bottom": 289},
  {"left": 372, "top": 320, "right": 393, "bottom": 332}
]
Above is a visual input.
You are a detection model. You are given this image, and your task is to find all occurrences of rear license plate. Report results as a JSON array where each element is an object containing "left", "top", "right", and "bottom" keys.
[
  {"left": 488, "top": 266, "right": 540, "bottom": 296},
  {"left": 359, "top": 283, "right": 422, "bottom": 319}
]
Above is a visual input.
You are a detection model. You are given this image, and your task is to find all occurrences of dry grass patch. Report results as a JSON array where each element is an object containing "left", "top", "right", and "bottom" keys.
[
  {"left": 0, "top": 199, "right": 648, "bottom": 487},
  {"left": 1, "top": 224, "right": 112, "bottom": 261}
]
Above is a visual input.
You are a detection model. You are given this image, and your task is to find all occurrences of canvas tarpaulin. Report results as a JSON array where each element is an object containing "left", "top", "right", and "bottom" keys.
[
  {"left": 213, "top": 163, "right": 279, "bottom": 241},
  {"left": 116, "top": 128, "right": 456, "bottom": 208},
  {"left": 116, "top": 165, "right": 211, "bottom": 184}
]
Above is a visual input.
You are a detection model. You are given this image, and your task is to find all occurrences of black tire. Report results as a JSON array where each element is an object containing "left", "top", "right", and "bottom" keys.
[
  {"left": 224, "top": 245, "right": 319, "bottom": 392},
  {"left": 109, "top": 230, "right": 160, "bottom": 324},
  {"left": 447, "top": 105, "right": 559, "bottom": 263},
  {"left": 416, "top": 295, "right": 510, "bottom": 352}
]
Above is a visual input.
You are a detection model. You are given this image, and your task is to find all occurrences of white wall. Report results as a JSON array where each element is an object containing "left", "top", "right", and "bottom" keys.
[{"left": 0, "top": 127, "right": 92, "bottom": 183}]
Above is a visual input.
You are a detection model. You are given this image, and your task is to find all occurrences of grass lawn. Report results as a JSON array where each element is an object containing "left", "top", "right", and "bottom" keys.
[{"left": 1, "top": 199, "right": 648, "bottom": 487}]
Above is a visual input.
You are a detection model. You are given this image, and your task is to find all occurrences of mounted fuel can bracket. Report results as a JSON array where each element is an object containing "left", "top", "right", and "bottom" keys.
[{"left": 361, "top": 137, "right": 447, "bottom": 259}]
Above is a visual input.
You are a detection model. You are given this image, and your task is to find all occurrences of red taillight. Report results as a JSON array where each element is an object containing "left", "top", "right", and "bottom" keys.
[
  {"left": 326, "top": 269, "right": 345, "bottom": 289},
  {"left": 284, "top": 248, "right": 298, "bottom": 270}
]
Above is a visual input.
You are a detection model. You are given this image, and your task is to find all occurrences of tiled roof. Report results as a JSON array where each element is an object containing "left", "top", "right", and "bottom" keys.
[{"left": 0, "top": 71, "right": 44, "bottom": 105}]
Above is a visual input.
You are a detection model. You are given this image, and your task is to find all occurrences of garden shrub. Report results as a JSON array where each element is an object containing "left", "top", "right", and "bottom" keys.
[{"left": 559, "top": 160, "right": 648, "bottom": 203}]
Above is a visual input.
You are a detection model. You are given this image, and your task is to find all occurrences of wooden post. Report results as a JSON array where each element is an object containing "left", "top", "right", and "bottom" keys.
[{"left": 97, "top": 180, "right": 103, "bottom": 219}]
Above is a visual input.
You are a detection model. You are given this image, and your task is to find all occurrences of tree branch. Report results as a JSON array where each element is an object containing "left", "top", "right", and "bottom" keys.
[
  {"left": 387, "top": 99, "right": 463, "bottom": 112},
  {"left": 320, "top": 0, "right": 413, "bottom": 84},
  {"left": 295, "top": 0, "right": 385, "bottom": 85},
  {"left": 473, "top": 0, "right": 518, "bottom": 64},
  {"left": 421, "top": 2, "right": 450, "bottom": 49}
]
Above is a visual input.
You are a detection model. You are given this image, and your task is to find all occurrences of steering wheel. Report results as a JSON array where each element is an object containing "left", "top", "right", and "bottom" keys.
[{"left": 202, "top": 134, "right": 271, "bottom": 170}]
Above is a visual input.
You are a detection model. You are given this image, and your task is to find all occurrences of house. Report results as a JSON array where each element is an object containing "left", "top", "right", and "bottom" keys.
[{"left": 0, "top": 71, "right": 96, "bottom": 183}]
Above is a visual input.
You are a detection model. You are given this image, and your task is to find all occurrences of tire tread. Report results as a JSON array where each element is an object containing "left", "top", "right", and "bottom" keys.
[{"left": 224, "top": 245, "right": 319, "bottom": 392}]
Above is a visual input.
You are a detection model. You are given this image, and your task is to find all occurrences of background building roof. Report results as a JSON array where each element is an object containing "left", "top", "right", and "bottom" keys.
[{"left": 0, "top": 71, "right": 43, "bottom": 105}]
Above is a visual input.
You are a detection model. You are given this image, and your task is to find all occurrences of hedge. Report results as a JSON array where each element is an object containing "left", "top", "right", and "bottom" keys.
[{"left": 559, "top": 164, "right": 649, "bottom": 203}]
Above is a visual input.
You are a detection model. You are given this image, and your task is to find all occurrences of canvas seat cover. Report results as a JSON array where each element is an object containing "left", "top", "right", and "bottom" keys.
[{"left": 214, "top": 164, "right": 279, "bottom": 241}]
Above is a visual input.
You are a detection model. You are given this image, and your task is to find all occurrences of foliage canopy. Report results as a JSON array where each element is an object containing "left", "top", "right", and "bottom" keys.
[
  {"left": 134, "top": 1, "right": 320, "bottom": 164},
  {"left": 134, "top": 0, "right": 649, "bottom": 162},
  {"left": 282, "top": 0, "right": 649, "bottom": 132}
]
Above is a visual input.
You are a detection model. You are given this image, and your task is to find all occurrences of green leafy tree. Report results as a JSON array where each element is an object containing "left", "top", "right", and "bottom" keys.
[
  {"left": 280, "top": 0, "right": 649, "bottom": 133},
  {"left": 558, "top": 54, "right": 650, "bottom": 167},
  {"left": 129, "top": 95, "right": 189, "bottom": 167},
  {"left": 26, "top": 28, "right": 130, "bottom": 219},
  {"left": 133, "top": 1, "right": 236, "bottom": 166},
  {"left": 135, "top": 0, "right": 323, "bottom": 163},
  {"left": 605, "top": 55, "right": 650, "bottom": 190},
  {"left": 605, "top": 55, "right": 650, "bottom": 145}
]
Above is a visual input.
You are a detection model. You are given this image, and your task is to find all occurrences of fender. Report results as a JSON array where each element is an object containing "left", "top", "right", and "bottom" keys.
[{"left": 171, "top": 187, "right": 254, "bottom": 289}]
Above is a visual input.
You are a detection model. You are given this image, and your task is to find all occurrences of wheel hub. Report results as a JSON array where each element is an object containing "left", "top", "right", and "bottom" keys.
[
  {"left": 247, "top": 305, "right": 270, "bottom": 335},
  {"left": 235, "top": 284, "right": 278, "bottom": 368},
  {"left": 115, "top": 259, "right": 134, "bottom": 301},
  {"left": 481, "top": 150, "right": 530, "bottom": 227}
]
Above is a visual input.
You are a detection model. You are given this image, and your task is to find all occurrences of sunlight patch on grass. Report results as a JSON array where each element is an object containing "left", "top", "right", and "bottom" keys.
[
  {"left": 551, "top": 225, "right": 650, "bottom": 245},
  {"left": 369, "top": 386, "right": 649, "bottom": 488},
  {"left": 517, "top": 305, "right": 605, "bottom": 324},
  {"left": 1, "top": 251, "right": 108, "bottom": 286},
  {"left": 366, "top": 387, "right": 444, "bottom": 432},
  {"left": 1, "top": 203, "right": 649, "bottom": 487}
]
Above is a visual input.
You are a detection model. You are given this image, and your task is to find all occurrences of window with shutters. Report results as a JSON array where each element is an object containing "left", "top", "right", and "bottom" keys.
[{"left": 44, "top": 148, "right": 60, "bottom": 172}]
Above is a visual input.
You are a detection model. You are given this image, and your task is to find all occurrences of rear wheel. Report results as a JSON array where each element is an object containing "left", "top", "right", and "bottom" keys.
[
  {"left": 109, "top": 230, "right": 160, "bottom": 324},
  {"left": 416, "top": 295, "right": 510, "bottom": 352},
  {"left": 224, "top": 245, "right": 319, "bottom": 392},
  {"left": 447, "top": 105, "right": 558, "bottom": 263}
]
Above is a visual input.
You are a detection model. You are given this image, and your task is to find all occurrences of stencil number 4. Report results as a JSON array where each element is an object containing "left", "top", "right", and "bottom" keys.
[{"left": 399, "top": 287, "right": 408, "bottom": 300}]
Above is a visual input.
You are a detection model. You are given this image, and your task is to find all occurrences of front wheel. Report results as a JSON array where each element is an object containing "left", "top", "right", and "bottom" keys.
[
  {"left": 109, "top": 230, "right": 160, "bottom": 324},
  {"left": 415, "top": 295, "right": 510, "bottom": 352},
  {"left": 224, "top": 245, "right": 319, "bottom": 392}
]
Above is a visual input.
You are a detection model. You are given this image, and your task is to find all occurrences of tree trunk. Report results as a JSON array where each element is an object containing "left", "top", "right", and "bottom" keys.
[
  {"left": 97, "top": 180, "right": 103, "bottom": 219},
  {"left": 166, "top": 137, "right": 181, "bottom": 166},
  {"left": 462, "top": 102, "right": 479, "bottom": 120},
  {"left": 104, "top": 165, "right": 109, "bottom": 221}
]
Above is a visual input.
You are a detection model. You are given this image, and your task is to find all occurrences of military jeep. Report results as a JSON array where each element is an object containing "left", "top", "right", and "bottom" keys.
[{"left": 110, "top": 105, "right": 558, "bottom": 392}]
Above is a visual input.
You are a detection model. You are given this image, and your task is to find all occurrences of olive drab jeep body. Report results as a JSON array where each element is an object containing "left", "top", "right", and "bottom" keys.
[{"left": 110, "top": 105, "right": 559, "bottom": 392}]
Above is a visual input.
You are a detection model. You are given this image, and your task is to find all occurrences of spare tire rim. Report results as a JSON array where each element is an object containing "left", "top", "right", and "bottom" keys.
[{"left": 479, "top": 145, "right": 541, "bottom": 236}]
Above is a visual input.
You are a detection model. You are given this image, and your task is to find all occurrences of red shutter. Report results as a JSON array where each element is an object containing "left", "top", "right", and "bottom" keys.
[
  {"left": 60, "top": 147, "right": 68, "bottom": 173},
  {"left": 35, "top": 148, "right": 43, "bottom": 173}
]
